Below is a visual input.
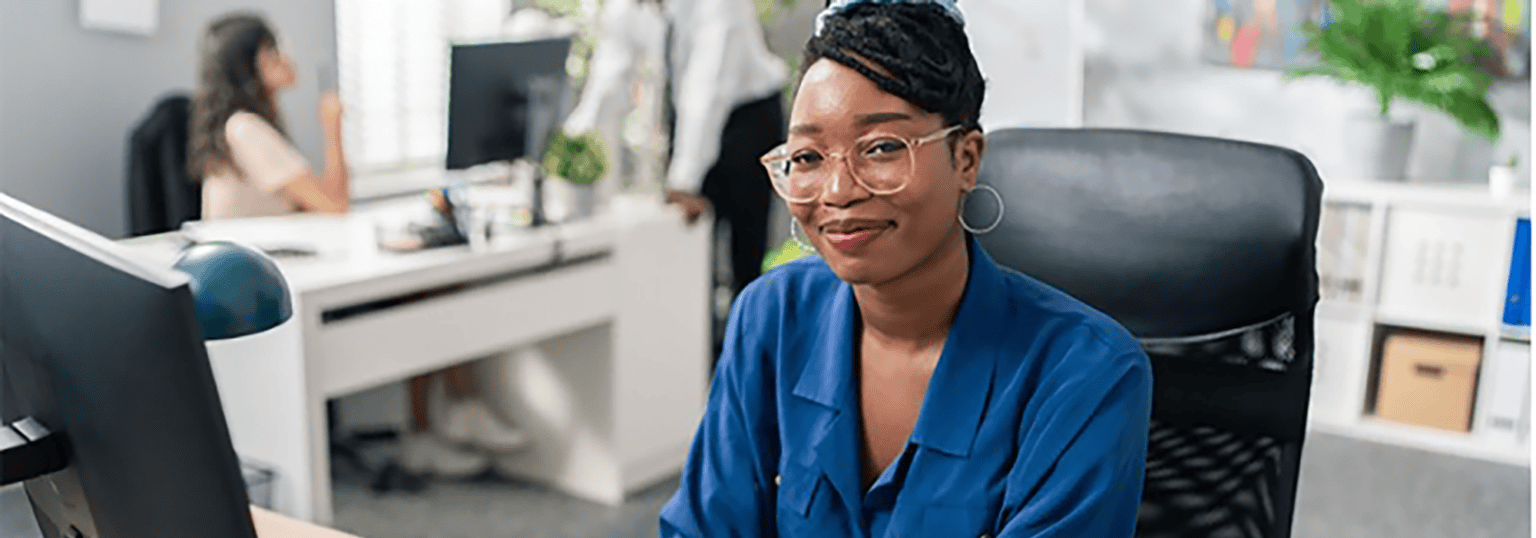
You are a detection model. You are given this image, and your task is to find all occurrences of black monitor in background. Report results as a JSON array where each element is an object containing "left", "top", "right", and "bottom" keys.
[
  {"left": 0, "top": 193, "right": 256, "bottom": 538},
  {"left": 445, "top": 37, "right": 574, "bottom": 171}
]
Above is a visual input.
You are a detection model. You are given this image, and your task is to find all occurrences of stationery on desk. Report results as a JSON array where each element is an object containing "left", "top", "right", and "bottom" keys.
[
  {"left": 378, "top": 187, "right": 471, "bottom": 252},
  {"left": 178, "top": 195, "right": 475, "bottom": 257}
]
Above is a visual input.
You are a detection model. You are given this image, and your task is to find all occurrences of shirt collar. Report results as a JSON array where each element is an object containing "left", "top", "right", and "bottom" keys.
[{"left": 792, "top": 234, "right": 1007, "bottom": 458}]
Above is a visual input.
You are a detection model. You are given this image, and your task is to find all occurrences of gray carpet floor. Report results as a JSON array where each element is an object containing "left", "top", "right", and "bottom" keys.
[
  {"left": 1290, "top": 433, "right": 1530, "bottom": 538},
  {"left": 326, "top": 432, "right": 1530, "bottom": 538},
  {"left": 0, "top": 432, "right": 1527, "bottom": 537}
]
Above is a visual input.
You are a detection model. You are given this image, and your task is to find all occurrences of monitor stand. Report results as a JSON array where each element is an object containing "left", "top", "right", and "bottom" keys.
[
  {"left": 25, "top": 467, "right": 96, "bottom": 538},
  {"left": 524, "top": 75, "right": 563, "bottom": 228},
  {"left": 530, "top": 173, "right": 547, "bottom": 228},
  {"left": 0, "top": 417, "right": 83, "bottom": 538}
]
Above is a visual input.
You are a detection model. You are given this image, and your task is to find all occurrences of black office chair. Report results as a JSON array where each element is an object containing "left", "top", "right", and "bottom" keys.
[
  {"left": 127, "top": 93, "right": 201, "bottom": 237},
  {"left": 970, "top": 128, "right": 1321, "bottom": 538}
]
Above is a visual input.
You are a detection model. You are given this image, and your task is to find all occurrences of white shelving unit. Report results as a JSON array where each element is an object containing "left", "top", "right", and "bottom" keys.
[{"left": 1311, "top": 179, "right": 1531, "bottom": 467}]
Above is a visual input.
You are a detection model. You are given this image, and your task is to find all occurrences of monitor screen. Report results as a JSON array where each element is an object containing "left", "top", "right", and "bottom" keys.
[{"left": 445, "top": 37, "right": 574, "bottom": 170}]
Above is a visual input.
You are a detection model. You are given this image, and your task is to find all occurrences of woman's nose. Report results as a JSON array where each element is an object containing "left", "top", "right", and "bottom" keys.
[{"left": 820, "top": 157, "right": 869, "bottom": 206}]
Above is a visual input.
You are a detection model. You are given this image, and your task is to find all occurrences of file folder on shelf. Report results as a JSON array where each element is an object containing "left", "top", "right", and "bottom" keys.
[
  {"left": 1481, "top": 341, "right": 1530, "bottom": 445},
  {"left": 1504, "top": 218, "right": 1530, "bottom": 327}
]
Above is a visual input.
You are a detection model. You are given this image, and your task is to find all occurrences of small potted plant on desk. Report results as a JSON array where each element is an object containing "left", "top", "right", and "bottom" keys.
[
  {"left": 1286, "top": 0, "right": 1501, "bottom": 182},
  {"left": 542, "top": 130, "right": 608, "bottom": 221}
]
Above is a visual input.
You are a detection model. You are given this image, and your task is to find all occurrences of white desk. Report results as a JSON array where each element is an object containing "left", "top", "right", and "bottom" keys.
[{"left": 123, "top": 195, "right": 711, "bottom": 524}]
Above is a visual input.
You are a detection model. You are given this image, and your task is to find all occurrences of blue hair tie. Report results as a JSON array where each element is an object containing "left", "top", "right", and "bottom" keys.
[{"left": 814, "top": 0, "right": 965, "bottom": 36}]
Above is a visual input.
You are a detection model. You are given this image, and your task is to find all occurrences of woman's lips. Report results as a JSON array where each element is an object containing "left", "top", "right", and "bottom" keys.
[{"left": 823, "top": 224, "right": 891, "bottom": 252}]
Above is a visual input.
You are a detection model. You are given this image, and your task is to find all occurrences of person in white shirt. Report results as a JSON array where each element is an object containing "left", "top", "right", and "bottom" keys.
[
  {"left": 568, "top": 0, "right": 787, "bottom": 361},
  {"left": 660, "top": 0, "right": 790, "bottom": 303}
]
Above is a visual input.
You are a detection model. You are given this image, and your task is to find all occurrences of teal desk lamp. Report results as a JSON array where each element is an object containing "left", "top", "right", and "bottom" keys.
[{"left": 173, "top": 241, "right": 293, "bottom": 339}]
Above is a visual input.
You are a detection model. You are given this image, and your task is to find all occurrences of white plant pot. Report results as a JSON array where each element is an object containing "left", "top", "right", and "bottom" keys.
[
  {"left": 1490, "top": 165, "right": 1517, "bottom": 197},
  {"left": 1344, "top": 115, "right": 1416, "bottom": 181},
  {"left": 567, "top": 182, "right": 596, "bottom": 220}
]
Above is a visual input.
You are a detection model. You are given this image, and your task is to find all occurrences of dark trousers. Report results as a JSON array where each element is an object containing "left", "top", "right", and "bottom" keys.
[
  {"left": 699, "top": 93, "right": 784, "bottom": 364},
  {"left": 700, "top": 93, "right": 784, "bottom": 297}
]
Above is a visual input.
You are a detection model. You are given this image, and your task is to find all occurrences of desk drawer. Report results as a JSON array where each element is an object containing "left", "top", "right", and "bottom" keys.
[{"left": 315, "top": 258, "right": 617, "bottom": 396}]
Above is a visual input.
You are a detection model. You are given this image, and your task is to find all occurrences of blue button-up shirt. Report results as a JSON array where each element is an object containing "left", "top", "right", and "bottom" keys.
[{"left": 660, "top": 237, "right": 1152, "bottom": 537}]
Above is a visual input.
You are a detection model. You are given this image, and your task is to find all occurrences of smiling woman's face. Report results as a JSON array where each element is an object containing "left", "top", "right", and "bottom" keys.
[{"left": 787, "top": 58, "right": 983, "bottom": 286}]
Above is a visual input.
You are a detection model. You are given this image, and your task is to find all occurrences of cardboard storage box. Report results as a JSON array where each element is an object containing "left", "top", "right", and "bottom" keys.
[{"left": 1375, "top": 331, "right": 1483, "bottom": 432}]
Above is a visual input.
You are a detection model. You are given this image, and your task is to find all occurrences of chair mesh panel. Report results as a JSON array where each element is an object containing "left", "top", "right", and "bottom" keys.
[
  {"left": 1135, "top": 313, "right": 1295, "bottom": 538},
  {"left": 1136, "top": 421, "right": 1285, "bottom": 538}
]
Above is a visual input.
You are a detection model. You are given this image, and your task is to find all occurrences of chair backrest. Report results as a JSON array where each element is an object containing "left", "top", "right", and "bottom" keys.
[
  {"left": 970, "top": 128, "right": 1322, "bottom": 538},
  {"left": 128, "top": 93, "right": 199, "bottom": 237}
]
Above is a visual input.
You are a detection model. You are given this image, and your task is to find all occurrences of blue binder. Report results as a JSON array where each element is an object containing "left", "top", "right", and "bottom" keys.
[{"left": 1504, "top": 218, "right": 1531, "bottom": 327}]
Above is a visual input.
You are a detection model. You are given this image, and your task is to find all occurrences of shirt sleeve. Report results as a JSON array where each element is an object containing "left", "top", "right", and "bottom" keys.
[
  {"left": 658, "top": 286, "right": 778, "bottom": 538},
  {"left": 225, "top": 112, "right": 312, "bottom": 194},
  {"left": 663, "top": 23, "right": 736, "bottom": 194},
  {"left": 561, "top": 0, "right": 636, "bottom": 136},
  {"left": 997, "top": 346, "right": 1153, "bottom": 538}
]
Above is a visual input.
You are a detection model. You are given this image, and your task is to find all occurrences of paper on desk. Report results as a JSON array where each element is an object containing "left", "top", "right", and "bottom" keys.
[{"left": 181, "top": 215, "right": 360, "bottom": 258}]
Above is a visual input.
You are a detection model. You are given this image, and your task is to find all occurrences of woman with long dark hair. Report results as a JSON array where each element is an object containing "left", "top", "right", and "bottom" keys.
[{"left": 190, "top": 12, "right": 348, "bottom": 218}]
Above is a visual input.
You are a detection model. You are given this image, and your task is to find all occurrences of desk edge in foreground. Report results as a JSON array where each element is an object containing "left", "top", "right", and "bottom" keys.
[{"left": 253, "top": 506, "right": 362, "bottom": 538}]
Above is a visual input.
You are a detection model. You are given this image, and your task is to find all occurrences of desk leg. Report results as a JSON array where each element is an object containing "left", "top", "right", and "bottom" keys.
[{"left": 610, "top": 213, "right": 712, "bottom": 494}]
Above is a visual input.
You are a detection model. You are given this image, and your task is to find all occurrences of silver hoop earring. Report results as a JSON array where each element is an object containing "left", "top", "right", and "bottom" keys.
[
  {"left": 790, "top": 217, "right": 820, "bottom": 256},
  {"left": 959, "top": 184, "right": 1005, "bottom": 234}
]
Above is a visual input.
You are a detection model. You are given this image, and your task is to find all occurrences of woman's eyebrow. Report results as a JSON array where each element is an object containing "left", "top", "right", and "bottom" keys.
[
  {"left": 855, "top": 112, "right": 912, "bottom": 126},
  {"left": 789, "top": 112, "right": 913, "bottom": 135}
]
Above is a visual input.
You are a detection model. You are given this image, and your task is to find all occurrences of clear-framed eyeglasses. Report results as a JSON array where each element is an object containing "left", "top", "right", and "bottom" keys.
[{"left": 759, "top": 125, "right": 963, "bottom": 204}]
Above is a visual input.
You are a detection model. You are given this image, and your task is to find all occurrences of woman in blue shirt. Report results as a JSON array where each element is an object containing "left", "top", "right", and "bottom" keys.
[{"left": 660, "top": 1, "right": 1153, "bottom": 536}]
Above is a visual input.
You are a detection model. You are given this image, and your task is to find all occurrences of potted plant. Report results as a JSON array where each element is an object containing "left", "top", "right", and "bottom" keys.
[
  {"left": 1286, "top": 0, "right": 1500, "bottom": 181},
  {"left": 1489, "top": 153, "right": 1521, "bottom": 195},
  {"left": 542, "top": 130, "right": 608, "bottom": 219}
]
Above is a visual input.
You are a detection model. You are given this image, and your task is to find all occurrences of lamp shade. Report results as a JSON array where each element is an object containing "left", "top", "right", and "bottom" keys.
[{"left": 173, "top": 240, "right": 294, "bottom": 340}]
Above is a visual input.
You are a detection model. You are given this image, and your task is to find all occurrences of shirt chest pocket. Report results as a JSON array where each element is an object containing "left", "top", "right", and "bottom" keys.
[
  {"left": 775, "top": 467, "right": 833, "bottom": 536},
  {"left": 887, "top": 504, "right": 997, "bottom": 538}
]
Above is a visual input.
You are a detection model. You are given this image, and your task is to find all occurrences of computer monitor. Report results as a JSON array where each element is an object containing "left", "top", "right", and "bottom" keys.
[
  {"left": 0, "top": 193, "right": 256, "bottom": 538},
  {"left": 445, "top": 37, "right": 574, "bottom": 171}
]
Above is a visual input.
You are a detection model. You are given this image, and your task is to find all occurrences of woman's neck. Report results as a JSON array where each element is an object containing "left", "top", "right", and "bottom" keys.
[{"left": 852, "top": 229, "right": 971, "bottom": 348}]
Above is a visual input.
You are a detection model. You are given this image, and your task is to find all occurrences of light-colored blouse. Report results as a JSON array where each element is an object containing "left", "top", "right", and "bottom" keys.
[{"left": 201, "top": 111, "right": 309, "bottom": 219}]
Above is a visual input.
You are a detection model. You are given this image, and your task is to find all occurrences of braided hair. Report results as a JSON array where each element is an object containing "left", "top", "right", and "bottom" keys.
[{"left": 803, "top": 1, "right": 985, "bottom": 134}]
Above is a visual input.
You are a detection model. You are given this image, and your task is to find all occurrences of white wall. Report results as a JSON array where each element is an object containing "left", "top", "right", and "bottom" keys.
[
  {"left": 1082, "top": 0, "right": 1531, "bottom": 183},
  {"left": 0, "top": 0, "right": 337, "bottom": 238},
  {"left": 960, "top": 0, "right": 1085, "bottom": 130}
]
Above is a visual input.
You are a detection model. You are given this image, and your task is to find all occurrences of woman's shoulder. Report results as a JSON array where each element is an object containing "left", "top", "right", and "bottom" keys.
[
  {"left": 224, "top": 111, "right": 278, "bottom": 138},
  {"left": 989, "top": 263, "right": 1146, "bottom": 367}
]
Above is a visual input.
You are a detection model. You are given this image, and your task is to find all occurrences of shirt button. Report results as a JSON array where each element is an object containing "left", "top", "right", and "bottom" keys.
[{"left": 774, "top": 474, "right": 781, "bottom": 486}]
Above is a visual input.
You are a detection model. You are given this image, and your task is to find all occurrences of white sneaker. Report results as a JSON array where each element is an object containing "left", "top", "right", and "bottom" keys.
[
  {"left": 398, "top": 431, "right": 490, "bottom": 479},
  {"left": 438, "top": 399, "right": 530, "bottom": 452}
]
